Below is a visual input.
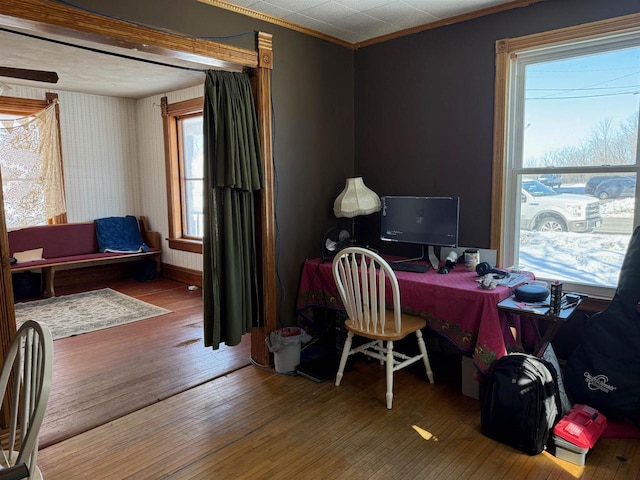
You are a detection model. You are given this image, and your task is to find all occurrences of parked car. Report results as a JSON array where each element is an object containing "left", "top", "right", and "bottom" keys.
[
  {"left": 520, "top": 180, "right": 602, "bottom": 232},
  {"left": 592, "top": 176, "right": 636, "bottom": 200},
  {"left": 584, "top": 175, "right": 634, "bottom": 196},
  {"left": 537, "top": 173, "right": 562, "bottom": 189}
]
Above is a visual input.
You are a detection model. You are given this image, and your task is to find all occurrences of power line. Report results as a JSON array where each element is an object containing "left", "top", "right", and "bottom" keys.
[
  {"left": 528, "top": 85, "right": 639, "bottom": 91},
  {"left": 526, "top": 90, "right": 639, "bottom": 100}
]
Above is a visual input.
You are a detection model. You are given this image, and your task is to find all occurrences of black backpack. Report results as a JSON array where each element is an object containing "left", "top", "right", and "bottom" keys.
[
  {"left": 565, "top": 226, "right": 640, "bottom": 423},
  {"left": 481, "top": 353, "right": 561, "bottom": 455}
]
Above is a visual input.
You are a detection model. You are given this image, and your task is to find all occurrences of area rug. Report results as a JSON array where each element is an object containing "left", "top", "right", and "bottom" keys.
[{"left": 15, "top": 288, "right": 171, "bottom": 340}]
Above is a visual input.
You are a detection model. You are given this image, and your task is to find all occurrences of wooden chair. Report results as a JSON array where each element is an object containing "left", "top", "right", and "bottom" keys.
[
  {"left": 0, "top": 321, "right": 53, "bottom": 479},
  {"left": 332, "top": 247, "right": 434, "bottom": 409}
]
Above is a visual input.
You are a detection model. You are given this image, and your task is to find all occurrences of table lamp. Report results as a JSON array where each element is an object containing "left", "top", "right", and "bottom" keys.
[{"left": 333, "top": 177, "right": 381, "bottom": 244}]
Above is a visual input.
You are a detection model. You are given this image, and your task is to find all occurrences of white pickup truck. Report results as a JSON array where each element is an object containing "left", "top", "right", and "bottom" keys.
[{"left": 520, "top": 180, "right": 602, "bottom": 233}]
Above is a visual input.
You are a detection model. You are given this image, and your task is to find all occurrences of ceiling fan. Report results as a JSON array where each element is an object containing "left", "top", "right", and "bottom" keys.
[{"left": 0, "top": 66, "right": 58, "bottom": 84}]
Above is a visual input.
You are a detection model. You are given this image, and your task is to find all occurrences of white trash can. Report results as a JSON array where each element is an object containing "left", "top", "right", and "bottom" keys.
[{"left": 266, "top": 327, "right": 311, "bottom": 374}]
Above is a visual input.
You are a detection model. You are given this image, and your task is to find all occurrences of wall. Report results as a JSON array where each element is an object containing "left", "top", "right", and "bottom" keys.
[
  {"left": 136, "top": 85, "right": 205, "bottom": 272},
  {"left": 354, "top": 0, "right": 640, "bottom": 254}
]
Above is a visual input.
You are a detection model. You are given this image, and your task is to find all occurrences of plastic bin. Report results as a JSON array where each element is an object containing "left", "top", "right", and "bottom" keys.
[
  {"left": 551, "top": 435, "right": 589, "bottom": 466},
  {"left": 266, "top": 327, "right": 311, "bottom": 374}
]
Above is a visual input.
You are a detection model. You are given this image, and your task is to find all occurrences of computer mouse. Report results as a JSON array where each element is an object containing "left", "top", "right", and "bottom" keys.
[{"left": 438, "top": 266, "right": 449, "bottom": 274}]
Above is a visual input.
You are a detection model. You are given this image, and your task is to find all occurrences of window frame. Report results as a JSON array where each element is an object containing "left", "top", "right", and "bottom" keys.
[
  {"left": 161, "top": 96, "right": 204, "bottom": 254},
  {"left": 491, "top": 13, "right": 640, "bottom": 299}
]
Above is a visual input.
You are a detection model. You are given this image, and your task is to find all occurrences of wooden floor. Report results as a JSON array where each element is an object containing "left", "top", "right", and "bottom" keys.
[
  {"left": 32, "top": 278, "right": 640, "bottom": 479},
  {"left": 38, "top": 277, "right": 251, "bottom": 448}
]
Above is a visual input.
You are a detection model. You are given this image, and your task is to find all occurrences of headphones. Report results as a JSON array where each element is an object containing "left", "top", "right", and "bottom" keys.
[{"left": 476, "top": 261, "right": 510, "bottom": 279}]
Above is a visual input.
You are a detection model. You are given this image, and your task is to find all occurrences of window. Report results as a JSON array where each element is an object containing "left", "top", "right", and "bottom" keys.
[
  {"left": 0, "top": 93, "right": 66, "bottom": 228},
  {"left": 493, "top": 15, "right": 640, "bottom": 299},
  {"left": 161, "top": 96, "right": 204, "bottom": 253}
]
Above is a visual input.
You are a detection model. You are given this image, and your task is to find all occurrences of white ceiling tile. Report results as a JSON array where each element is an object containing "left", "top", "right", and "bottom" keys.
[
  {"left": 367, "top": 2, "right": 440, "bottom": 28},
  {"left": 332, "top": 12, "right": 397, "bottom": 37},
  {"left": 334, "top": 0, "right": 395, "bottom": 10},
  {"left": 285, "top": 12, "right": 333, "bottom": 30},
  {"left": 302, "top": 1, "right": 360, "bottom": 23},
  {"left": 220, "top": 0, "right": 523, "bottom": 43},
  {"left": 260, "top": 0, "right": 328, "bottom": 13},
  {"left": 354, "top": 20, "right": 399, "bottom": 39},
  {"left": 249, "top": 1, "right": 296, "bottom": 17},
  {"left": 402, "top": 0, "right": 508, "bottom": 18}
]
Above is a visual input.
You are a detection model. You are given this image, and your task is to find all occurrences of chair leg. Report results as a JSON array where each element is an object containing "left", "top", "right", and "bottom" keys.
[
  {"left": 335, "top": 332, "right": 354, "bottom": 386},
  {"left": 416, "top": 330, "right": 434, "bottom": 384},
  {"left": 386, "top": 340, "right": 394, "bottom": 409}
]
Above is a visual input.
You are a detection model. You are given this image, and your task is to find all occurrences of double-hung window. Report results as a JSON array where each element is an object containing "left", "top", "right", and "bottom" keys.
[
  {"left": 0, "top": 93, "right": 66, "bottom": 228},
  {"left": 162, "top": 96, "right": 204, "bottom": 254},
  {"left": 493, "top": 15, "right": 640, "bottom": 299}
]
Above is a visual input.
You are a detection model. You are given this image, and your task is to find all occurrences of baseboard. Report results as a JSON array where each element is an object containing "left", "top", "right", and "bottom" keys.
[{"left": 161, "top": 263, "right": 202, "bottom": 287}]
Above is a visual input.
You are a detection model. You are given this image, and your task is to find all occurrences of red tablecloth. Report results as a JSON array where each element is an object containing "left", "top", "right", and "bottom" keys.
[{"left": 295, "top": 258, "right": 536, "bottom": 373}]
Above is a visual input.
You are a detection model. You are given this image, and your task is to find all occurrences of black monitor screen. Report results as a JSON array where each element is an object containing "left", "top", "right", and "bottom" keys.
[{"left": 380, "top": 196, "right": 460, "bottom": 248}]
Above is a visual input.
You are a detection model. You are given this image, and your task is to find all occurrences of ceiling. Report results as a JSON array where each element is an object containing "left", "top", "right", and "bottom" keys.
[
  {"left": 210, "top": 0, "right": 523, "bottom": 45},
  {"left": 0, "top": 28, "right": 210, "bottom": 99},
  {"left": 0, "top": 0, "right": 524, "bottom": 99}
]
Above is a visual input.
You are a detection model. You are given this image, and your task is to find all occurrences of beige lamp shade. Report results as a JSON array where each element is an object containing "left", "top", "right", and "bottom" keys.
[{"left": 333, "top": 177, "right": 381, "bottom": 218}]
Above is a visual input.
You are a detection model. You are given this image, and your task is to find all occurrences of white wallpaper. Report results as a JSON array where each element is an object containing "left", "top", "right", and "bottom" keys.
[
  {"left": 136, "top": 85, "right": 205, "bottom": 272},
  {"left": 4, "top": 83, "right": 205, "bottom": 272}
]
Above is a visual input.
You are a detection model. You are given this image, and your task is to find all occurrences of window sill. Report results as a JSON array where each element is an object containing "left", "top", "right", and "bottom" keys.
[{"left": 168, "top": 237, "right": 202, "bottom": 254}]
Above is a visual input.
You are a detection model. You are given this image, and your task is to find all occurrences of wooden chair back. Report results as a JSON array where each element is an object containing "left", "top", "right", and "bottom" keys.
[
  {"left": 332, "top": 247, "right": 402, "bottom": 336},
  {"left": 0, "top": 320, "right": 53, "bottom": 478}
]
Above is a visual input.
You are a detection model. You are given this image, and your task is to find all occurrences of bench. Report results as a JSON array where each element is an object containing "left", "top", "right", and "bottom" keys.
[{"left": 9, "top": 216, "right": 161, "bottom": 297}]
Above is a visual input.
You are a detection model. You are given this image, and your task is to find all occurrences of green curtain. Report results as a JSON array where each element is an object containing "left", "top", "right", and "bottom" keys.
[{"left": 203, "top": 70, "right": 264, "bottom": 349}]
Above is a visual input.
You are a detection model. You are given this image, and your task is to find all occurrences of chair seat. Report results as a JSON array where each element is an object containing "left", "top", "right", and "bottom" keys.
[{"left": 344, "top": 311, "right": 426, "bottom": 341}]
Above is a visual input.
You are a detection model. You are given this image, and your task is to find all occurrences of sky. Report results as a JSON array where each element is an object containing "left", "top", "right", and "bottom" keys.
[{"left": 522, "top": 45, "right": 640, "bottom": 160}]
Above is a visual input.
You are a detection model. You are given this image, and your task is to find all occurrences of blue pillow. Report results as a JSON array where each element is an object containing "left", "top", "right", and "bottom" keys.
[{"left": 94, "top": 215, "right": 149, "bottom": 253}]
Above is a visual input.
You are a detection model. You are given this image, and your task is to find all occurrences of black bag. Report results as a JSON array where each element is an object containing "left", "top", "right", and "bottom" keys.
[
  {"left": 133, "top": 259, "right": 157, "bottom": 282},
  {"left": 481, "top": 353, "right": 561, "bottom": 455},
  {"left": 565, "top": 226, "right": 640, "bottom": 423},
  {"left": 12, "top": 271, "right": 42, "bottom": 300}
]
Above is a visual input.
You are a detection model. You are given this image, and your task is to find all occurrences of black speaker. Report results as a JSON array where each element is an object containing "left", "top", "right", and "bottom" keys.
[{"left": 514, "top": 284, "right": 550, "bottom": 303}]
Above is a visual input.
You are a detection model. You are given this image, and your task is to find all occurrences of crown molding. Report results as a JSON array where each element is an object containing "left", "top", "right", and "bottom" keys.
[{"left": 197, "top": 0, "right": 354, "bottom": 49}]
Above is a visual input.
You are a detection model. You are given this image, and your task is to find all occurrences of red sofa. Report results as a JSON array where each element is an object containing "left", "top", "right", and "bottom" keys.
[{"left": 9, "top": 217, "right": 161, "bottom": 297}]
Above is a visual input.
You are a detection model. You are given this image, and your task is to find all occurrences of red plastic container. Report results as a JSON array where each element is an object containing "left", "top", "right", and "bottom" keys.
[{"left": 553, "top": 404, "right": 607, "bottom": 449}]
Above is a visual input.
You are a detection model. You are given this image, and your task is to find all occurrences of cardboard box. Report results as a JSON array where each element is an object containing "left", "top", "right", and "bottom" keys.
[
  {"left": 551, "top": 435, "right": 589, "bottom": 466},
  {"left": 461, "top": 355, "right": 479, "bottom": 399}
]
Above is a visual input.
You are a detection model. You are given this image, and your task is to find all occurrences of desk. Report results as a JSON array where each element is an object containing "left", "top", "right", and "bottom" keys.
[
  {"left": 296, "top": 258, "right": 537, "bottom": 373},
  {"left": 497, "top": 293, "right": 586, "bottom": 353}
]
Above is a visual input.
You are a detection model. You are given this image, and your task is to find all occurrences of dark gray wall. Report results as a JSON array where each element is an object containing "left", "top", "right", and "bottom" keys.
[
  {"left": 354, "top": 0, "right": 640, "bottom": 253},
  {"left": 67, "top": 0, "right": 355, "bottom": 326}
]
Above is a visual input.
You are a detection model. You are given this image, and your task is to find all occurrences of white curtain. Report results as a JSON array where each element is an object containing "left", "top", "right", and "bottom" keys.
[{"left": 0, "top": 102, "right": 66, "bottom": 229}]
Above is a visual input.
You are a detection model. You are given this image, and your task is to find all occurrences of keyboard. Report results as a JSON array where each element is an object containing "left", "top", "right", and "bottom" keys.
[{"left": 388, "top": 262, "right": 430, "bottom": 273}]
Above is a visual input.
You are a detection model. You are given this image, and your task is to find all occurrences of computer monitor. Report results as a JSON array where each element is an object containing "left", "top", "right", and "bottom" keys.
[{"left": 380, "top": 196, "right": 460, "bottom": 266}]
